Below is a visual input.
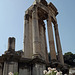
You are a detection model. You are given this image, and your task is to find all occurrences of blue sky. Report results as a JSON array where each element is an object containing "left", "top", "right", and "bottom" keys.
[{"left": 0, "top": 0, "right": 75, "bottom": 55}]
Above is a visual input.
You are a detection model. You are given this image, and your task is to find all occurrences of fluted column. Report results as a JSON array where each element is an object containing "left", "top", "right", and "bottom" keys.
[
  {"left": 29, "top": 17, "right": 33, "bottom": 58},
  {"left": 39, "top": 21, "right": 44, "bottom": 59},
  {"left": 44, "top": 28, "right": 49, "bottom": 62},
  {"left": 54, "top": 23, "right": 64, "bottom": 65},
  {"left": 32, "top": 6, "right": 41, "bottom": 58},
  {"left": 39, "top": 20, "right": 47, "bottom": 60},
  {"left": 23, "top": 13, "right": 30, "bottom": 58},
  {"left": 47, "top": 14, "right": 56, "bottom": 60},
  {"left": 42, "top": 22, "right": 46, "bottom": 60}
]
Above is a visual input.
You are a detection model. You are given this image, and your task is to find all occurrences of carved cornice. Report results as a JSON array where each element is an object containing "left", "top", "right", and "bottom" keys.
[{"left": 48, "top": 2, "right": 58, "bottom": 16}]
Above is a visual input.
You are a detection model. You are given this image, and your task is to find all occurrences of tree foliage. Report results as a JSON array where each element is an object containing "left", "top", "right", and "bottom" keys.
[
  {"left": 48, "top": 52, "right": 75, "bottom": 67},
  {"left": 64, "top": 52, "right": 75, "bottom": 67}
]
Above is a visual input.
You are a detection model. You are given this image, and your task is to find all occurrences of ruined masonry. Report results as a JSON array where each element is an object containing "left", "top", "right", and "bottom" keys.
[{"left": 0, "top": 0, "right": 65, "bottom": 75}]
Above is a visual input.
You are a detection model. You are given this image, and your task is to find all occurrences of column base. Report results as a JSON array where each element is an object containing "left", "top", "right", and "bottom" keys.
[
  {"left": 32, "top": 53, "right": 42, "bottom": 59},
  {"left": 31, "top": 57, "right": 46, "bottom": 75}
]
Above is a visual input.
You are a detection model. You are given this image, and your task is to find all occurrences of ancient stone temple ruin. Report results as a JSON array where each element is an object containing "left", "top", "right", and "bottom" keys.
[{"left": 0, "top": 0, "right": 67, "bottom": 75}]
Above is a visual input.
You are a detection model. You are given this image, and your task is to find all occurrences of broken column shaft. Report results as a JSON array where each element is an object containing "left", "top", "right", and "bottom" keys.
[{"left": 8, "top": 37, "right": 15, "bottom": 51}]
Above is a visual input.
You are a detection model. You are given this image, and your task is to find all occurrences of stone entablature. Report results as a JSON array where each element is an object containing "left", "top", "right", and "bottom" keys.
[{"left": 23, "top": 0, "right": 64, "bottom": 65}]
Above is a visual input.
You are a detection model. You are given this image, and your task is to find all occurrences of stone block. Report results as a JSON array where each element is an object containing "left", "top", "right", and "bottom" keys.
[
  {"left": 19, "top": 68, "right": 31, "bottom": 75},
  {"left": 32, "top": 63, "right": 46, "bottom": 75},
  {"left": 3, "top": 62, "right": 18, "bottom": 75}
]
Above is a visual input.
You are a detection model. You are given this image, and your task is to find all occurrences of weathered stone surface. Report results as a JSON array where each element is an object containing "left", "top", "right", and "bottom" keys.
[
  {"left": 47, "top": 12, "right": 56, "bottom": 60},
  {"left": 3, "top": 62, "right": 8, "bottom": 75},
  {"left": 44, "top": 35, "right": 49, "bottom": 62},
  {"left": 33, "top": 0, "right": 47, "bottom": 6},
  {"left": 48, "top": 2, "right": 58, "bottom": 16},
  {"left": 3, "top": 62, "right": 18, "bottom": 75},
  {"left": 32, "top": 6, "right": 41, "bottom": 58},
  {"left": 29, "top": 17, "right": 33, "bottom": 58},
  {"left": 8, "top": 37, "right": 15, "bottom": 51},
  {"left": 32, "top": 63, "right": 46, "bottom": 75},
  {"left": 23, "top": 0, "right": 64, "bottom": 66},
  {"left": 54, "top": 23, "right": 64, "bottom": 65},
  {"left": 0, "top": 0, "right": 66, "bottom": 75},
  {"left": 23, "top": 12, "right": 30, "bottom": 58},
  {"left": 39, "top": 20, "right": 46, "bottom": 60},
  {"left": 19, "top": 68, "right": 31, "bottom": 75}
]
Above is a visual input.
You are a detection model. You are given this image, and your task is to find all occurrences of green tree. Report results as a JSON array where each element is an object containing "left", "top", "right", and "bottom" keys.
[{"left": 64, "top": 52, "right": 75, "bottom": 67}]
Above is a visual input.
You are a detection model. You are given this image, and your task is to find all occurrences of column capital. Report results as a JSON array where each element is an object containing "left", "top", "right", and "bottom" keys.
[
  {"left": 32, "top": 6, "right": 38, "bottom": 20},
  {"left": 33, "top": 5, "right": 38, "bottom": 11},
  {"left": 24, "top": 14, "right": 29, "bottom": 20}
]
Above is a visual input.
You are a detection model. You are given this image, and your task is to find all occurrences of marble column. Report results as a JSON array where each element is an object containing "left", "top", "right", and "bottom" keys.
[
  {"left": 39, "top": 21, "right": 43, "bottom": 59},
  {"left": 32, "top": 6, "right": 41, "bottom": 58},
  {"left": 39, "top": 20, "right": 46, "bottom": 60},
  {"left": 23, "top": 13, "right": 30, "bottom": 58},
  {"left": 47, "top": 14, "right": 56, "bottom": 60},
  {"left": 42, "top": 22, "right": 49, "bottom": 61},
  {"left": 44, "top": 28, "right": 49, "bottom": 62},
  {"left": 29, "top": 16, "right": 33, "bottom": 58},
  {"left": 54, "top": 23, "right": 64, "bottom": 65},
  {"left": 42, "top": 25, "right": 47, "bottom": 61}
]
